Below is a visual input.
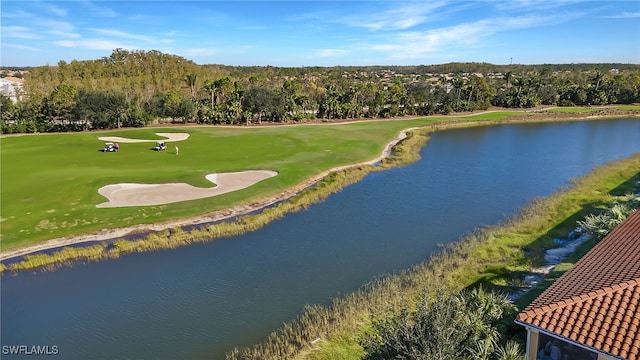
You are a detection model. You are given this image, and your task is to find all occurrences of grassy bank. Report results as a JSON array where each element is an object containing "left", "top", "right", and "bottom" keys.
[{"left": 224, "top": 153, "right": 639, "bottom": 360}]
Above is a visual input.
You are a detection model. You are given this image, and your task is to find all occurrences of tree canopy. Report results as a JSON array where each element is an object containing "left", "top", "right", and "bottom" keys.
[{"left": 2, "top": 49, "right": 639, "bottom": 134}]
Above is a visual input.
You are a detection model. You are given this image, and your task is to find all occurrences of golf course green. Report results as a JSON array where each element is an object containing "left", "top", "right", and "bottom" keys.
[
  {"left": 1, "top": 115, "right": 462, "bottom": 251},
  {"left": 1, "top": 108, "right": 635, "bottom": 255}
]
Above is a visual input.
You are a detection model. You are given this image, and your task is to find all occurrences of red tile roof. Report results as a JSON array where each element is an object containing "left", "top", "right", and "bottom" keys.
[{"left": 517, "top": 209, "right": 640, "bottom": 360}]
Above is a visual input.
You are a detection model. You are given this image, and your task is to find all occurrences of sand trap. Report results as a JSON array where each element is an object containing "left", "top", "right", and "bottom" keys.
[
  {"left": 95, "top": 133, "right": 275, "bottom": 207},
  {"left": 97, "top": 170, "right": 277, "bottom": 208},
  {"left": 98, "top": 133, "right": 190, "bottom": 143}
]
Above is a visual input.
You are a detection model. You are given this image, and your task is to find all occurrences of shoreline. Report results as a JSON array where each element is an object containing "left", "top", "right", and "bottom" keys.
[
  {"left": 1, "top": 108, "right": 638, "bottom": 263},
  {"left": 0, "top": 124, "right": 415, "bottom": 263}
]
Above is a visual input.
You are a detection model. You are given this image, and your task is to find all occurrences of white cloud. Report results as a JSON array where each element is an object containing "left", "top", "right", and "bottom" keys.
[
  {"left": 40, "top": 3, "right": 68, "bottom": 17},
  {"left": 337, "top": 2, "right": 449, "bottom": 31},
  {"left": 370, "top": 15, "right": 555, "bottom": 59},
  {"left": 493, "top": 0, "right": 585, "bottom": 11},
  {"left": 35, "top": 19, "right": 75, "bottom": 34},
  {"left": 89, "top": 28, "right": 156, "bottom": 43},
  {"left": 53, "top": 39, "right": 135, "bottom": 50},
  {"left": 158, "top": 39, "right": 176, "bottom": 46},
  {"left": 2, "top": 43, "right": 44, "bottom": 52},
  {"left": 1, "top": 10, "right": 33, "bottom": 19},
  {"left": 127, "top": 14, "right": 152, "bottom": 22},
  {"left": 79, "top": 1, "right": 117, "bottom": 18},
  {"left": 315, "top": 49, "right": 349, "bottom": 57},
  {"left": 1, "top": 26, "right": 42, "bottom": 39},
  {"left": 86, "top": 29, "right": 177, "bottom": 47},
  {"left": 48, "top": 30, "right": 82, "bottom": 39},
  {"left": 603, "top": 12, "right": 640, "bottom": 19}
]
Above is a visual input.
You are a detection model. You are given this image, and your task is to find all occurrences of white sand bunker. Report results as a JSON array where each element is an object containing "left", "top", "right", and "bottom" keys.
[
  {"left": 97, "top": 170, "right": 277, "bottom": 208},
  {"left": 98, "top": 133, "right": 190, "bottom": 143}
]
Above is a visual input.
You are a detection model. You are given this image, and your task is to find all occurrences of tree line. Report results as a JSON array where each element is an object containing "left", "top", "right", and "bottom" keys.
[{"left": 2, "top": 49, "right": 639, "bottom": 133}]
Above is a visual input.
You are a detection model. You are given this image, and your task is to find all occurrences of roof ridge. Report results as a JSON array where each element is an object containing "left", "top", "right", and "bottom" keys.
[{"left": 518, "top": 277, "right": 640, "bottom": 321}]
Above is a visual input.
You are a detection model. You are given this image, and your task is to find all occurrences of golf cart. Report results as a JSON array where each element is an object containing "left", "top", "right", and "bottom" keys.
[
  {"left": 104, "top": 142, "right": 119, "bottom": 152},
  {"left": 154, "top": 141, "right": 167, "bottom": 151}
]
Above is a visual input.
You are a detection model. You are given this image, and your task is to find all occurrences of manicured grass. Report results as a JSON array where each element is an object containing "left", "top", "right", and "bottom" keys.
[
  {"left": 546, "top": 105, "right": 640, "bottom": 113},
  {"left": 0, "top": 109, "right": 629, "bottom": 252},
  {"left": 2, "top": 165, "right": 384, "bottom": 273},
  {"left": 456, "top": 111, "right": 521, "bottom": 120},
  {"left": 2, "top": 113, "right": 518, "bottom": 250},
  {"left": 545, "top": 107, "right": 598, "bottom": 113},
  {"left": 614, "top": 105, "right": 640, "bottom": 111}
]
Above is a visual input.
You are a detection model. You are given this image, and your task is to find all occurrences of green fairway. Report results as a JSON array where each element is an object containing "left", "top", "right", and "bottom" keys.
[
  {"left": 614, "top": 105, "right": 640, "bottom": 111},
  {"left": 545, "top": 107, "right": 598, "bottom": 113},
  {"left": 0, "top": 110, "right": 613, "bottom": 251},
  {"left": 0, "top": 116, "right": 462, "bottom": 250},
  {"left": 544, "top": 105, "right": 640, "bottom": 113}
]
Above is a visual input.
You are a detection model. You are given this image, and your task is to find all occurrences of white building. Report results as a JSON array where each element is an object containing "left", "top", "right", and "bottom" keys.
[{"left": 0, "top": 78, "right": 23, "bottom": 103}]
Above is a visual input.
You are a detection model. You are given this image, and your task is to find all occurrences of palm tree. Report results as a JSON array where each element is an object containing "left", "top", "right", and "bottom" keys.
[
  {"left": 438, "top": 74, "right": 448, "bottom": 87},
  {"left": 504, "top": 71, "right": 514, "bottom": 90},
  {"left": 184, "top": 73, "right": 197, "bottom": 100},
  {"left": 281, "top": 80, "right": 301, "bottom": 120},
  {"left": 227, "top": 83, "right": 244, "bottom": 124},
  {"left": 512, "top": 77, "right": 523, "bottom": 96},
  {"left": 466, "top": 76, "right": 478, "bottom": 102},
  {"left": 321, "top": 85, "right": 340, "bottom": 119},
  {"left": 214, "top": 77, "right": 233, "bottom": 105},
  {"left": 592, "top": 70, "right": 604, "bottom": 91},
  {"left": 495, "top": 341, "right": 524, "bottom": 360},
  {"left": 361, "top": 288, "right": 517, "bottom": 360},
  {"left": 451, "top": 75, "right": 465, "bottom": 99},
  {"left": 203, "top": 80, "right": 217, "bottom": 109}
]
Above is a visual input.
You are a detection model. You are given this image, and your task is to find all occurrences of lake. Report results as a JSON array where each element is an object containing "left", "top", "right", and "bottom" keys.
[{"left": 2, "top": 118, "right": 639, "bottom": 359}]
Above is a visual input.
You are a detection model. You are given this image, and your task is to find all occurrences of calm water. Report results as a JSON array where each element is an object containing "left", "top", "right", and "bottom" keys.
[{"left": 2, "top": 119, "right": 639, "bottom": 359}]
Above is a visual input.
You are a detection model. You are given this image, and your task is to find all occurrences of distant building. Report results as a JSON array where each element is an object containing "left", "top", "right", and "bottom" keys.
[
  {"left": 516, "top": 209, "right": 640, "bottom": 360},
  {"left": 0, "top": 77, "right": 23, "bottom": 103}
]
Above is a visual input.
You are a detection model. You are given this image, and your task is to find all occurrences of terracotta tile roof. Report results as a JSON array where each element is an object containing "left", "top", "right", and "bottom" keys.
[{"left": 517, "top": 209, "right": 640, "bottom": 360}]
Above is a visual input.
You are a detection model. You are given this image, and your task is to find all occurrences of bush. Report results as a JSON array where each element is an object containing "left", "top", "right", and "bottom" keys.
[{"left": 360, "top": 287, "right": 519, "bottom": 360}]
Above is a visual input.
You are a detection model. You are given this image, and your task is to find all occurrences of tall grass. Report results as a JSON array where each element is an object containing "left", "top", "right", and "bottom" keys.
[
  {"left": 6, "top": 244, "right": 108, "bottom": 272},
  {"left": 224, "top": 154, "right": 639, "bottom": 360},
  {"left": 577, "top": 195, "right": 639, "bottom": 239}
]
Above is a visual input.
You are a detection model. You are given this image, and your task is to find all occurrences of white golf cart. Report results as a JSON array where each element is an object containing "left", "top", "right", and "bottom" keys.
[
  {"left": 104, "top": 142, "right": 119, "bottom": 152},
  {"left": 154, "top": 141, "right": 167, "bottom": 151}
]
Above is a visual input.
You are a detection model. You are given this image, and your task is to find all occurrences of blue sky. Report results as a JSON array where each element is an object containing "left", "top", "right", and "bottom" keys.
[{"left": 2, "top": 1, "right": 639, "bottom": 67}]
